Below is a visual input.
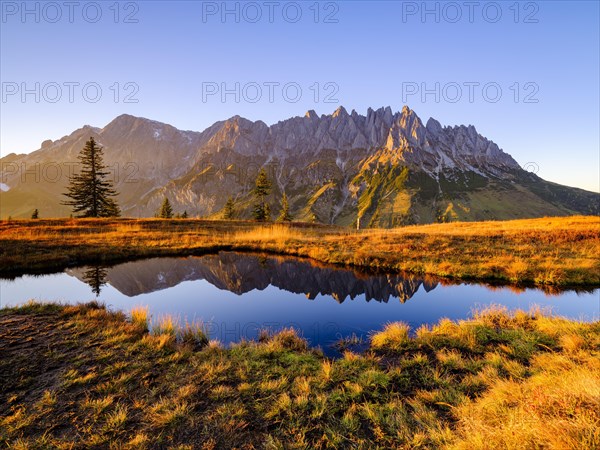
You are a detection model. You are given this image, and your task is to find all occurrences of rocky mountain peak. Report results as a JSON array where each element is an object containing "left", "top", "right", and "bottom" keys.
[
  {"left": 332, "top": 106, "right": 349, "bottom": 118},
  {"left": 304, "top": 110, "right": 318, "bottom": 120},
  {"left": 425, "top": 117, "right": 443, "bottom": 134}
]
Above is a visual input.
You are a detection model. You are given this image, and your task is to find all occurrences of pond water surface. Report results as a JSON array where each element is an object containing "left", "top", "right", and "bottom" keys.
[{"left": 1, "top": 252, "right": 598, "bottom": 355}]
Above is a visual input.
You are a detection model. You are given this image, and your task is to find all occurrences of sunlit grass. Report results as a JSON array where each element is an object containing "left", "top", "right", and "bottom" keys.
[
  {"left": 230, "top": 223, "right": 306, "bottom": 243},
  {"left": 151, "top": 314, "right": 177, "bottom": 337},
  {"left": 2, "top": 301, "right": 597, "bottom": 448},
  {"left": 451, "top": 353, "right": 600, "bottom": 449},
  {"left": 370, "top": 322, "right": 411, "bottom": 351},
  {"left": 1, "top": 216, "right": 598, "bottom": 286},
  {"left": 130, "top": 306, "right": 149, "bottom": 332},
  {"left": 149, "top": 397, "right": 190, "bottom": 429},
  {"left": 142, "top": 314, "right": 210, "bottom": 351},
  {"left": 102, "top": 403, "right": 129, "bottom": 433},
  {"left": 180, "top": 321, "right": 209, "bottom": 349}
]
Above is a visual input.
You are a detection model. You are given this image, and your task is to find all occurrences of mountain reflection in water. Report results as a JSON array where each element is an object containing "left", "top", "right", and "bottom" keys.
[{"left": 67, "top": 252, "right": 439, "bottom": 303}]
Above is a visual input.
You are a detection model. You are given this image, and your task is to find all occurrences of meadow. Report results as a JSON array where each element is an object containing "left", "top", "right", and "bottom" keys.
[
  {"left": 1, "top": 216, "right": 599, "bottom": 447},
  {"left": 1, "top": 215, "right": 599, "bottom": 286},
  {"left": 0, "top": 301, "right": 598, "bottom": 449}
]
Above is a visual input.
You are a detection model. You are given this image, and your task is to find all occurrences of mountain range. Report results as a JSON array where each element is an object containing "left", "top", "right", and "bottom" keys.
[{"left": 1, "top": 106, "right": 598, "bottom": 225}]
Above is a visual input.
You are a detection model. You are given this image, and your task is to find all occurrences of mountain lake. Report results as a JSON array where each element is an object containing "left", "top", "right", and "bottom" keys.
[{"left": 1, "top": 252, "right": 598, "bottom": 356}]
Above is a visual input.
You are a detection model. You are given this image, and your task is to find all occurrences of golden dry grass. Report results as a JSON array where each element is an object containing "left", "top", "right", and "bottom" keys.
[
  {"left": 130, "top": 306, "right": 149, "bottom": 332},
  {"left": 1, "top": 215, "right": 599, "bottom": 286},
  {"left": 0, "top": 302, "right": 598, "bottom": 448},
  {"left": 370, "top": 322, "right": 411, "bottom": 351}
]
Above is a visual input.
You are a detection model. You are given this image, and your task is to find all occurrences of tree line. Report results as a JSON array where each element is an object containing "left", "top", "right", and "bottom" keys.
[{"left": 58, "top": 137, "right": 295, "bottom": 222}]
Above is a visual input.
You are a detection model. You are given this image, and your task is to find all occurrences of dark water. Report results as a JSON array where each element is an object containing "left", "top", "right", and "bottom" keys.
[{"left": 1, "top": 252, "right": 598, "bottom": 355}]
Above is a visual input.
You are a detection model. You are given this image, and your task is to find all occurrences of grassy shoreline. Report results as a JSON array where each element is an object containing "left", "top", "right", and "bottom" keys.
[
  {"left": 1, "top": 302, "right": 598, "bottom": 448},
  {"left": 1, "top": 216, "right": 599, "bottom": 286}
]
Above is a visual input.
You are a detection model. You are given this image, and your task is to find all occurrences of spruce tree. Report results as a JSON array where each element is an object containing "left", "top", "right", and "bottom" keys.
[
  {"left": 277, "top": 192, "right": 293, "bottom": 222},
  {"left": 252, "top": 168, "right": 272, "bottom": 221},
  {"left": 63, "top": 137, "right": 120, "bottom": 217},
  {"left": 158, "top": 197, "right": 173, "bottom": 219},
  {"left": 181, "top": 210, "right": 188, "bottom": 219},
  {"left": 31, "top": 209, "right": 39, "bottom": 219},
  {"left": 223, "top": 197, "right": 235, "bottom": 219}
]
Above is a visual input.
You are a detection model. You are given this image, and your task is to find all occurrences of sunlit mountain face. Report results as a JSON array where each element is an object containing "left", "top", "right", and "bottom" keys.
[{"left": 2, "top": 107, "right": 598, "bottom": 223}]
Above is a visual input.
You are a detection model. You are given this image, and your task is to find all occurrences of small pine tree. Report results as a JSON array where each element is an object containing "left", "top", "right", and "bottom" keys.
[
  {"left": 31, "top": 209, "right": 39, "bottom": 219},
  {"left": 223, "top": 197, "right": 235, "bottom": 219},
  {"left": 158, "top": 197, "right": 173, "bottom": 219},
  {"left": 181, "top": 210, "right": 188, "bottom": 219},
  {"left": 62, "top": 137, "right": 120, "bottom": 217},
  {"left": 277, "top": 192, "right": 293, "bottom": 222},
  {"left": 252, "top": 168, "right": 272, "bottom": 222}
]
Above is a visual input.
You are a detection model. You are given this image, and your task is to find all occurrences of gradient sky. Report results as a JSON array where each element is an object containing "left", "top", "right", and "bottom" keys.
[{"left": 1, "top": 0, "right": 599, "bottom": 192}]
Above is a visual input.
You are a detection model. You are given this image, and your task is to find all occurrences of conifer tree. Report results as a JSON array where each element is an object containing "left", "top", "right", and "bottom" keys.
[
  {"left": 277, "top": 192, "right": 293, "bottom": 222},
  {"left": 63, "top": 137, "right": 120, "bottom": 217},
  {"left": 181, "top": 210, "right": 188, "bottom": 219},
  {"left": 31, "top": 209, "right": 39, "bottom": 219},
  {"left": 252, "top": 168, "right": 272, "bottom": 221},
  {"left": 223, "top": 197, "right": 236, "bottom": 219},
  {"left": 158, "top": 197, "right": 173, "bottom": 219}
]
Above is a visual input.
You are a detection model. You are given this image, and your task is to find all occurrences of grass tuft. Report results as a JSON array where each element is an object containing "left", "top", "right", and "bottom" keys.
[
  {"left": 266, "top": 328, "right": 308, "bottom": 352},
  {"left": 181, "top": 322, "right": 209, "bottom": 349},
  {"left": 130, "top": 306, "right": 149, "bottom": 332},
  {"left": 151, "top": 314, "right": 177, "bottom": 337},
  {"left": 371, "top": 322, "right": 411, "bottom": 351}
]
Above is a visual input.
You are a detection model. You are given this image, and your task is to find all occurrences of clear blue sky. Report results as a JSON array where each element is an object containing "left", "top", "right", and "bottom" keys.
[{"left": 1, "top": 1, "right": 599, "bottom": 192}]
